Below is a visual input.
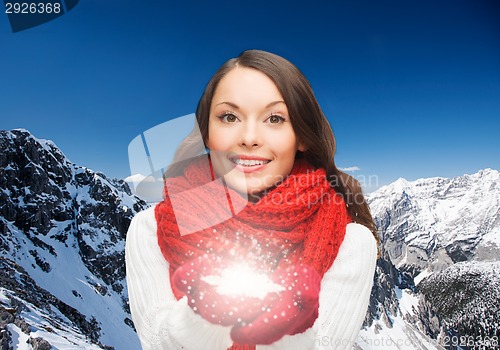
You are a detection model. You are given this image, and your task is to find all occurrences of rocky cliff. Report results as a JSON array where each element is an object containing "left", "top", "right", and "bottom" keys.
[
  {"left": 361, "top": 169, "right": 499, "bottom": 349},
  {"left": 0, "top": 129, "right": 148, "bottom": 349}
]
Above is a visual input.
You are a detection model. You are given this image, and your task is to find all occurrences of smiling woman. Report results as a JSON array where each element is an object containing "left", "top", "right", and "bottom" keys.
[
  {"left": 207, "top": 67, "right": 305, "bottom": 198},
  {"left": 125, "top": 50, "right": 379, "bottom": 350}
]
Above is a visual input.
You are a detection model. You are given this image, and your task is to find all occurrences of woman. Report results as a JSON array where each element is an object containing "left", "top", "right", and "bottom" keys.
[{"left": 126, "top": 50, "right": 378, "bottom": 350}]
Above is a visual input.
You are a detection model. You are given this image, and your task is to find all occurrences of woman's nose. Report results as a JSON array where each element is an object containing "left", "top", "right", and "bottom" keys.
[{"left": 239, "top": 121, "right": 261, "bottom": 149}]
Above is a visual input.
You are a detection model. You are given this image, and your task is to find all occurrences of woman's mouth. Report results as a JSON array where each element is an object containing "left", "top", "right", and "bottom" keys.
[{"left": 229, "top": 156, "right": 271, "bottom": 172}]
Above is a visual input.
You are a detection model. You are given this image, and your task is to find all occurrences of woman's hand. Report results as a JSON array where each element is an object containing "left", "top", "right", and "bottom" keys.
[
  {"left": 171, "top": 256, "right": 265, "bottom": 326},
  {"left": 171, "top": 257, "right": 321, "bottom": 345},
  {"left": 230, "top": 264, "right": 321, "bottom": 345}
]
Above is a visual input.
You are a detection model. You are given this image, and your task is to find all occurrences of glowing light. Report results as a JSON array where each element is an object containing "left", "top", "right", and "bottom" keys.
[{"left": 202, "top": 264, "right": 284, "bottom": 299}]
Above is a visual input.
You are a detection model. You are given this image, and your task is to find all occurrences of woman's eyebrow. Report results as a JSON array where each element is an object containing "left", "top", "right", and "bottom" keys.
[
  {"left": 265, "top": 100, "right": 286, "bottom": 108},
  {"left": 215, "top": 101, "right": 240, "bottom": 109},
  {"left": 214, "top": 100, "right": 286, "bottom": 109}
]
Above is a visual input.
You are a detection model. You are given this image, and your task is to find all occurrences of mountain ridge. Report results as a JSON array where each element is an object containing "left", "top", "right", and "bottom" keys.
[
  {"left": 363, "top": 167, "right": 499, "bottom": 349},
  {"left": 0, "top": 129, "right": 148, "bottom": 349}
]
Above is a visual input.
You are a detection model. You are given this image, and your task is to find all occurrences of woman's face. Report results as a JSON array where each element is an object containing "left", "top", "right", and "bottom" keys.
[{"left": 207, "top": 67, "right": 304, "bottom": 196}]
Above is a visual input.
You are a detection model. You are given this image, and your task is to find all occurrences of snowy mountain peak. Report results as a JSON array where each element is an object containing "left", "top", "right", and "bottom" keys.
[
  {"left": 363, "top": 170, "right": 499, "bottom": 349},
  {"left": 3, "top": 128, "right": 72, "bottom": 166},
  {"left": 368, "top": 168, "right": 499, "bottom": 275},
  {"left": 0, "top": 129, "right": 148, "bottom": 349},
  {"left": 372, "top": 169, "right": 499, "bottom": 201},
  {"left": 389, "top": 177, "right": 413, "bottom": 194}
]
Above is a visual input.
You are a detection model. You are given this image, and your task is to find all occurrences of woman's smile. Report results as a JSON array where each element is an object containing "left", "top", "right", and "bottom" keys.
[{"left": 228, "top": 155, "right": 272, "bottom": 173}]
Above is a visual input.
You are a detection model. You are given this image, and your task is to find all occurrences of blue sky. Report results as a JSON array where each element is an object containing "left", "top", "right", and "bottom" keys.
[{"left": 1, "top": 0, "right": 499, "bottom": 191}]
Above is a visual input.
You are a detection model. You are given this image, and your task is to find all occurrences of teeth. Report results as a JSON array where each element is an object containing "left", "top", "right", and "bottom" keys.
[{"left": 231, "top": 159, "right": 270, "bottom": 167}]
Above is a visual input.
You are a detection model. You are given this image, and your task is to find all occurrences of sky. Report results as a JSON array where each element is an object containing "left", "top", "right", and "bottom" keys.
[{"left": 1, "top": 0, "right": 499, "bottom": 192}]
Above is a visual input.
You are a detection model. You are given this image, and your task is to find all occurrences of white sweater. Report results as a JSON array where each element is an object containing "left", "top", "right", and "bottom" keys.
[{"left": 125, "top": 205, "right": 377, "bottom": 350}]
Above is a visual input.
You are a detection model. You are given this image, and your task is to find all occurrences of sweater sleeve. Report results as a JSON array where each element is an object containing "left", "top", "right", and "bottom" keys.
[
  {"left": 125, "top": 205, "right": 233, "bottom": 350},
  {"left": 257, "top": 223, "right": 377, "bottom": 350}
]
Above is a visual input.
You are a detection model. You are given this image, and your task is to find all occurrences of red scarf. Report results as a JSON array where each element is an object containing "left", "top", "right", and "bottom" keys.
[{"left": 155, "top": 157, "right": 350, "bottom": 350}]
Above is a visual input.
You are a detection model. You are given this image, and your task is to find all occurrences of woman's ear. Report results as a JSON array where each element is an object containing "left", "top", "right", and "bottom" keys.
[{"left": 297, "top": 140, "right": 307, "bottom": 152}]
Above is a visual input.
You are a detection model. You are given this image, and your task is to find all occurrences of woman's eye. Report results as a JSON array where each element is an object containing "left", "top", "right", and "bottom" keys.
[
  {"left": 218, "top": 113, "right": 239, "bottom": 123},
  {"left": 266, "top": 114, "right": 286, "bottom": 124}
]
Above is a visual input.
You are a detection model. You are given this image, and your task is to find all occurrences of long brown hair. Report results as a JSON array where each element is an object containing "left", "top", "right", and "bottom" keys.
[{"left": 168, "top": 50, "right": 377, "bottom": 236}]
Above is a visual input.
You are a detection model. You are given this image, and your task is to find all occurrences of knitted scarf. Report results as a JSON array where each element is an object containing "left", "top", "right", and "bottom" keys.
[{"left": 155, "top": 156, "right": 350, "bottom": 350}]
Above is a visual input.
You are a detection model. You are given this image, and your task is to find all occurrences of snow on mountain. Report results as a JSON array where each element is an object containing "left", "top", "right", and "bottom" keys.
[
  {"left": 123, "top": 173, "right": 164, "bottom": 203},
  {"left": 123, "top": 174, "right": 149, "bottom": 185},
  {"left": 361, "top": 169, "right": 500, "bottom": 350},
  {"left": 418, "top": 260, "right": 500, "bottom": 342},
  {"left": 0, "top": 129, "right": 149, "bottom": 349},
  {"left": 367, "top": 169, "right": 499, "bottom": 275}
]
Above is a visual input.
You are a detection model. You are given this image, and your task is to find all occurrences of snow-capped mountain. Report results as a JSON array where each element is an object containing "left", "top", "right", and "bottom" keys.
[
  {"left": 369, "top": 170, "right": 499, "bottom": 276},
  {"left": 361, "top": 170, "right": 499, "bottom": 349},
  {"left": 0, "top": 129, "right": 148, "bottom": 349}
]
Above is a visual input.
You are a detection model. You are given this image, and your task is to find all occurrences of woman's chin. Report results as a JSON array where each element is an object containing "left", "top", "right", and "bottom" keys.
[{"left": 223, "top": 179, "right": 267, "bottom": 200}]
